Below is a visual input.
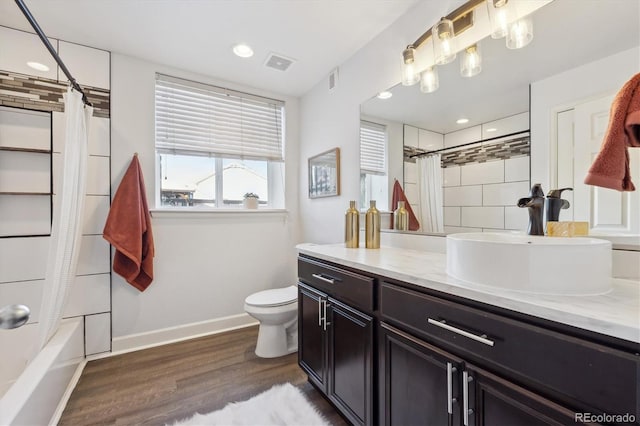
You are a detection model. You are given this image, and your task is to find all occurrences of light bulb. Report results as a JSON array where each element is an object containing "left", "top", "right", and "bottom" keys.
[
  {"left": 420, "top": 67, "right": 439, "bottom": 93},
  {"left": 486, "top": 0, "right": 514, "bottom": 39},
  {"left": 460, "top": 44, "right": 482, "bottom": 78},
  {"left": 433, "top": 18, "right": 456, "bottom": 65},
  {"left": 506, "top": 17, "right": 533, "bottom": 49},
  {"left": 401, "top": 47, "right": 420, "bottom": 86}
]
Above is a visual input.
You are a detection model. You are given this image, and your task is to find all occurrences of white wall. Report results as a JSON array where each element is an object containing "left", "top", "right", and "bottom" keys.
[
  {"left": 110, "top": 53, "right": 300, "bottom": 347},
  {"left": 299, "top": 1, "right": 464, "bottom": 243}
]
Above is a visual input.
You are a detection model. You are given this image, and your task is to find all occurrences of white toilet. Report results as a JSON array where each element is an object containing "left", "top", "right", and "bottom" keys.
[{"left": 244, "top": 285, "right": 298, "bottom": 358}]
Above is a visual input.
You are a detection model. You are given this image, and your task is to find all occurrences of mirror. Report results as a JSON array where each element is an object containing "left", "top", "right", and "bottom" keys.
[{"left": 360, "top": 0, "right": 640, "bottom": 241}]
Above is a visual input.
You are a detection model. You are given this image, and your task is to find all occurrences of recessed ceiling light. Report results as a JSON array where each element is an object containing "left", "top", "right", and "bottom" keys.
[
  {"left": 456, "top": 118, "right": 469, "bottom": 124},
  {"left": 233, "top": 43, "right": 254, "bottom": 58},
  {"left": 486, "top": 127, "right": 498, "bottom": 132},
  {"left": 377, "top": 91, "right": 393, "bottom": 99},
  {"left": 26, "top": 61, "right": 49, "bottom": 72}
]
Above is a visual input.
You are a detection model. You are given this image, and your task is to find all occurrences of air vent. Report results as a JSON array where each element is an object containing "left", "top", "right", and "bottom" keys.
[{"left": 264, "top": 53, "right": 295, "bottom": 72}]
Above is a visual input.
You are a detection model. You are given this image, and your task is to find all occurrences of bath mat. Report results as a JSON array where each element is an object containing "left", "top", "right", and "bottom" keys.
[{"left": 171, "top": 383, "right": 329, "bottom": 426}]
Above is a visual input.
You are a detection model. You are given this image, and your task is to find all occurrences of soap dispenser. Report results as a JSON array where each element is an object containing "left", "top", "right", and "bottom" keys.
[{"left": 545, "top": 188, "right": 572, "bottom": 222}]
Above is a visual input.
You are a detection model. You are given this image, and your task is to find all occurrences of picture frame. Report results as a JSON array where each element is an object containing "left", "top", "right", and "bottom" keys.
[{"left": 308, "top": 147, "right": 340, "bottom": 198}]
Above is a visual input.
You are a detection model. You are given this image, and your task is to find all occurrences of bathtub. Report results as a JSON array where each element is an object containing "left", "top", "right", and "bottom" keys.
[{"left": 0, "top": 318, "right": 84, "bottom": 425}]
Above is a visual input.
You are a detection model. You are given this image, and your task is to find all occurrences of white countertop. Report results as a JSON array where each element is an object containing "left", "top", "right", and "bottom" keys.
[{"left": 297, "top": 243, "right": 640, "bottom": 344}]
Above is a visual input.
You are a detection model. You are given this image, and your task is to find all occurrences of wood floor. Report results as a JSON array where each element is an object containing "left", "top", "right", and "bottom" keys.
[{"left": 60, "top": 326, "right": 348, "bottom": 425}]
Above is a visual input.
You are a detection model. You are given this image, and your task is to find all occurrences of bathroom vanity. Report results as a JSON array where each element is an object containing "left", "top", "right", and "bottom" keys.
[{"left": 296, "top": 244, "right": 640, "bottom": 426}]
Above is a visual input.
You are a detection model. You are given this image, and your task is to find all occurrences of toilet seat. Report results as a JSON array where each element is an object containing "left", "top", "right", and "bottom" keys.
[{"left": 245, "top": 285, "right": 297, "bottom": 308}]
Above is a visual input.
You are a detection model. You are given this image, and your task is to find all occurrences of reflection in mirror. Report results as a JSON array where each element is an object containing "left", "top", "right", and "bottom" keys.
[{"left": 360, "top": 0, "right": 640, "bottom": 242}]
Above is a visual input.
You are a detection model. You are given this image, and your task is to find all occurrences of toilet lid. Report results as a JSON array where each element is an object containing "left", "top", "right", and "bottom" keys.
[{"left": 245, "top": 285, "right": 297, "bottom": 307}]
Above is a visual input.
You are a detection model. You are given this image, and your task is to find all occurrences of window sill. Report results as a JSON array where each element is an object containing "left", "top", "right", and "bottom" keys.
[{"left": 150, "top": 208, "right": 288, "bottom": 219}]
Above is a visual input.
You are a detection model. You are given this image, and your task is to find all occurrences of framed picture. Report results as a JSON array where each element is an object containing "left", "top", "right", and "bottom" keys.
[{"left": 308, "top": 147, "right": 340, "bottom": 198}]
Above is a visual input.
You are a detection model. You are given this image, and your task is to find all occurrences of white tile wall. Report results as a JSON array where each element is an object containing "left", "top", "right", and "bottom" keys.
[
  {"left": 505, "top": 156, "right": 530, "bottom": 182},
  {"left": 483, "top": 181, "right": 531, "bottom": 206},
  {"left": 461, "top": 160, "right": 504, "bottom": 185},
  {"left": 0, "top": 107, "right": 51, "bottom": 151},
  {"left": 404, "top": 162, "right": 417, "bottom": 184},
  {"left": 404, "top": 183, "right": 419, "bottom": 206},
  {"left": 444, "top": 186, "right": 482, "bottom": 206},
  {"left": 418, "top": 129, "right": 444, "bottom": 151},
  {"left": 64, "top": 274, "right": 111, "bottom": 318},
  {"left": 0, "top": 27, "right": 58, "bottom": 80},
  {"left": 481, "top": 112, "right": 529, "bottom": 139},
  {"left": 461, "top": 207, "right": 505, "bottom": 229},
  {"left": 85, "top": 313, "right": 111, "bottom": 355},
  {"left": 0, "top": 237, "right": 49, "bottom": 283},
  {"left": 0, "top": 194, "right": 50, "bottom": 236},
  {"left": 444, "top": 207, "right": 461, "bottom": 226},
  {"left": 77, "top": 235, "right": 111, "bottom": 276},
  {"left": 53, "top": 154, "right": 110, "bottom": 196},
  {"left": 58, "top": 41, "right": 110, "bottom": 90},
  {"left": 0, "top": 279, "right": 43, "bottom": 324},
  {"left": 444, "top": 125, "right": 481, "bottom": 148},
  {"left": 443, "top": 166, "right": 461, "bottom": 187},
  {"left": 0, "top": 151, "right": 50, "bottom": 193},
  {"left": 505, "top": 206, "right": 528, "bottom": 231},
  {"left": 83, "top": 195, "right": 110, "bottom": 235},
  {"left": 53, "top": 113, "right": 110, "bottom": 156}
]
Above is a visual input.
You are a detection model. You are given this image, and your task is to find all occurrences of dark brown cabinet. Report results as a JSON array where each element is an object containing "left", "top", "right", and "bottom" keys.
[{"left": 298, "top": 280, "right": 374, "bottom": 426}]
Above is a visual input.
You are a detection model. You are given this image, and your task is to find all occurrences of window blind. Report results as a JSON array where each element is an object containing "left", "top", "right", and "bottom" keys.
[
  {"left": 360, "top": 120, "right": 386, "bottom": 175},
  {"left": 155, "top": 74, "right": 284, "bottom": 161}
]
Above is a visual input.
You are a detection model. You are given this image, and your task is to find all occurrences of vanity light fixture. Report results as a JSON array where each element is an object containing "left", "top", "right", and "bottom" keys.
[
  {"left": 377, "top": 91, "right": 393, "bottom": 99},
  {"left": 232, "top": 43, "right": 254, "bottom": 58},
  {"left": 420, "top": 66, "right": 439, "bottom": 93},
  {"left": 433, "top": 18, "right": 457, "bottom": 65},
  {"left": 506, "top": 16, "right": 533, "bottom": 49},
  {"left": 26, "top": 61, "right": 49, "bottom": 72},
  {"left": 460, "top": 44, "right": 482, "bottom": 77},
  {"left": 401, "top": 46, "right": 420, "bottom": 86},
  {"left": 486, "top": 0, "right": 514, "bottom": 39},
  {"left": 456, "top": 118, "right": 470, "bottom": 124}
]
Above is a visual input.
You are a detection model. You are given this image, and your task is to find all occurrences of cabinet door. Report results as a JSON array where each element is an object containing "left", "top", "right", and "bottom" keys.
[
  {"left": 380, "top": 323, "right": 463, "bottom": 426},
  {"left": 464, "top": 364, "right": 603, "bottom": 426},
  {"left": 328, "top": 298, "right": 373, "bottom": 426},
  {"left": 298, "top": 283, "right": 327, "bottom": 389}
]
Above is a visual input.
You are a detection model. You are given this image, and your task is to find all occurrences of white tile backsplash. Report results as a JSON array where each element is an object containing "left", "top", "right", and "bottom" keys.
[
  {"left": 504, "top": 156, "right": 530, "bottom": 182},
  {"left": 483, "top": 181, "right": 530, "bottom": 206},
  {"left": 443, "top": 166, "right": 461, "bottom": 187},
  {"left": 444, "top": 207, "right": 461, "bottom": 226},
  {"left": 461, "top": 206, "right": 504, "bottom": 229},
  {"left": 460, "top": 160, "right": 504, "bottom": 185},
  {"left": 444, "top": 185, "right": 482, "bottom": 206},
  {"left": 505, "top": 206, "right": 528, "bottom": 231}
]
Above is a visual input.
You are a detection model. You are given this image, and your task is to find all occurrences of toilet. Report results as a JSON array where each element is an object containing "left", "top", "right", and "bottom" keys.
[{"left": 244, "top": 285, "right": 298, "bottom": 358}]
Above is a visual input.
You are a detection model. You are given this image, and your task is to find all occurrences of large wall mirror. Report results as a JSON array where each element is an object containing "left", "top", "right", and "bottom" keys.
[{"left": 360, "top": 0, "right": 640, "bottom": 244}]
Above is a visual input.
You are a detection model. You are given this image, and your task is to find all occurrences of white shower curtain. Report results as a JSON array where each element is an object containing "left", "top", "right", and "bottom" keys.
[
  {"left": 38, "top": 87, "right": 92, "bottom": 349},
  {"left": 417, "top": 154, "right": 444, "bottom": 233}
]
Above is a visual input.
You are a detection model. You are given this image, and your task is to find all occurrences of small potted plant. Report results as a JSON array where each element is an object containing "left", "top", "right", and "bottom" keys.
[{"left": 243, "top": 192, "right": 259, "bottom": 209}]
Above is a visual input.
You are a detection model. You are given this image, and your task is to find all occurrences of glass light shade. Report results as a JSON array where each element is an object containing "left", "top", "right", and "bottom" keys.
[
  {"left": 486, "top": 0, "right": 514, "bottom": 39},
  {"left": 420, "top": 67, "right": 439, "bottom": 93},
  {"left": 433, "top": 18, "right": 456, "bottom": 65},
  {"left": 506, "top": 17, "right": 533, "bottom": 49},
  {"left": 401, "top": 47, "right": 420, "bottom": 86},
  {"left": 460, "top": 44, "right": 482, "bottom": 77}
]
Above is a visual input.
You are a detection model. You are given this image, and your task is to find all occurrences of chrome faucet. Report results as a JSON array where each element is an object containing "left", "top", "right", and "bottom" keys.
[{"left": 518, "top": 184, "right": 545, "bottom": 236}]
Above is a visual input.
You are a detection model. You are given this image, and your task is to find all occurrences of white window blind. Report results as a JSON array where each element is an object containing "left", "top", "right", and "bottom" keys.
[
  {"left": 360, "top": 120, "right": 386, "bottom": 175},
  {"left": 155, "top": 74, "right": 284, "bottom": 161}
]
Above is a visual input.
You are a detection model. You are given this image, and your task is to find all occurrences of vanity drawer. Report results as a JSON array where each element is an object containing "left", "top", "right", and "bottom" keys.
[
  {"left": 298, "top": 257, "right": 374, "bottom": 312},
  {"left": 380, "top": 282, "right": 639, "bottom": 418}
]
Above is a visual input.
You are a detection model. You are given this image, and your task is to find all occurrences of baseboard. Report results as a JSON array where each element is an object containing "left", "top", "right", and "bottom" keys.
[
  {"left": 49, "top": 359, "right": 86, "bottom": 425},
  {"left": 108, "top": 313, "right": 258, "bottom": 357}
]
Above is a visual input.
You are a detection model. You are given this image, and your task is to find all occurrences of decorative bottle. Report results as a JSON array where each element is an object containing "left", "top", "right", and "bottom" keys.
[
  {"left": 365, "top": 200, "right": 381, "bottom": 249},
  {"left": 345, "top": 201, "right": 359, "bottom": 248},
  {"left": 394, "top": 201, "right": 409, "bottom": 231}
]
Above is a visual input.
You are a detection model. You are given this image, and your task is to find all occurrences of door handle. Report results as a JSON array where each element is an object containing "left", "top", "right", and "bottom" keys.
[
  {"left": 463, "top": 370, "right": 474, "bottom": 426},
  {"left": 0, "top": 304, "right": 30, "bottom": 330},
  {"left": 321, "top": 299, "right": 330, "bottom": 331},
  {"left": 318, "top": 296, "right": 322, "bottom": 326},
  {"left": 447, "top": 362, "right": 457, "bottom": 415},
  {"left": 428, "top": 318, "right": 495, "bottom": 347}
]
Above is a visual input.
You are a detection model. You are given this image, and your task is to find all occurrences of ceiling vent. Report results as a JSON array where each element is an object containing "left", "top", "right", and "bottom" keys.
[{"left": 265, "top": 53, "right": 295, "bottom": 72}]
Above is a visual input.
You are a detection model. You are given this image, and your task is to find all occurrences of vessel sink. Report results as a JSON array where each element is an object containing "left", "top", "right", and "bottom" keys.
[{"left": 446, "top": 233, "right": 612, "bottom": 295}]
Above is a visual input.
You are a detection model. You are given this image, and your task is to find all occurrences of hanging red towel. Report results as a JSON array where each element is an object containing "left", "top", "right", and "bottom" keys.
[
  {"left": 584, "top": 72, "right": 640, "bottom": 191},
  {"left": 390, "top": 179, "right": 420, "bottom": 231},
  {"left": 103, "top": 155, "right": 155, "bottom": 291}
]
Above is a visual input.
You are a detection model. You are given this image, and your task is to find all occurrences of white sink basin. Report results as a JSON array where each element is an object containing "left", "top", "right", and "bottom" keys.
[{"left": 446, "top": 233, "right": 612, "bottom": 295}]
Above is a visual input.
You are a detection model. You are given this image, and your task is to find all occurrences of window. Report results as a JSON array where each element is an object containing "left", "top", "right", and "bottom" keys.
[
  {"left": 155, "top": 74, "right": 285, "bottom": 208},
  {"left": 360, "top": 120, "right": 388, "bottom": 210}
]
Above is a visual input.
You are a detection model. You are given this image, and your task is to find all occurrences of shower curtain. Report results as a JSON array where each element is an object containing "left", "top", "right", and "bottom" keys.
[
  {"left": 417, "top": 154, "right": 444, "bottom": 233},
  {"left": 38, "top": 87, "right": 92, "bottom": 349}
]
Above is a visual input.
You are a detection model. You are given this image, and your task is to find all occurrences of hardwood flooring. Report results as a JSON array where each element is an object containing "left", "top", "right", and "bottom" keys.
[{"left": 59, "top": 326, "right": 348, "bottom": 425}]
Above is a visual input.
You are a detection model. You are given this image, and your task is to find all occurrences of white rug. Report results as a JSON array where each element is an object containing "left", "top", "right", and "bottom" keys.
[{"left": 172, "top": 383, "right": 330, "bottom": 426}]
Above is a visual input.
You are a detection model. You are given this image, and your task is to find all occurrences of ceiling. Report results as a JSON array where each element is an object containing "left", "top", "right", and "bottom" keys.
[
  {"left": 0, "top": 0, "right": 419, "bottom": 97},
  {"left": 361, "top": 0, "right": 640, "bottom": 134}
]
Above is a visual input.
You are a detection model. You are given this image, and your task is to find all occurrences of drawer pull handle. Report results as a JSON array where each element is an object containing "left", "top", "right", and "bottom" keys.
[
  {"left": 463, "top": 370, "right": 474, "bottom": 426},
  {"left": 446, "top": 362, "right": 457, "bottom": 414},
  {"left": 312, "top": 273, "right": 337, "bottom": 284},
  {"left": 427, "top": 318, "right": 495, "bottom": 347}
]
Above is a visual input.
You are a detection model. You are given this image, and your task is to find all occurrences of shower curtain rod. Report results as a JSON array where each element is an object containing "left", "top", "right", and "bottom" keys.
[
  {"left": 409, "top": 130, "right": 529, "bottom": 159},
  {"left": 14, "top": 0, "right": 92, "bottom": 106}
]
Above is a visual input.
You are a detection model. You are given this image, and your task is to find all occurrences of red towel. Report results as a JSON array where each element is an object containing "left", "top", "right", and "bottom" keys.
[
  {"left": 584, "top": 72, "right": 640, "bottom": 191},
  {"left": 103, "top": 155, "right": 155, "bottom": 291},
  {"left": 390, "top": 179, "right": 420, "bottom": 231}
]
